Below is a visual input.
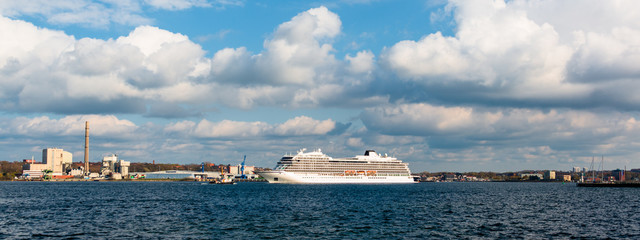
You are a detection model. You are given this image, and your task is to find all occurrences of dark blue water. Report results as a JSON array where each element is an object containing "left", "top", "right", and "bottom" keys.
[{"left": 1, "top": 182, "right": 639, "bottom": 239}]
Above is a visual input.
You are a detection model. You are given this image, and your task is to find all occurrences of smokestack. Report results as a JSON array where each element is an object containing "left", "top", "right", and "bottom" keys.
[{"left": 84, "top": 121, "right": 89, "bottom": 175}]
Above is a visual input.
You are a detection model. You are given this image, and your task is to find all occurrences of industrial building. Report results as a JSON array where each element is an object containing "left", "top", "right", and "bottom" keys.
[
  {"left": 228, "top": 165, "right": 255, "bottom": 175},
  {"left": 22, "top": 148, "right": 73, "bottom": 175},
  {"left": 544, "top": 171, "right": 556, "bottom": 180},
  {"left": 519, "top": 173, "right": 543, "bottom": 180},
  {"left": 100, "top": 154, "right": 130, "bottom": 179}
]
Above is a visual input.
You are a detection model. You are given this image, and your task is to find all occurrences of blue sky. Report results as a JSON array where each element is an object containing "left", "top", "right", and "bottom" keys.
[{"left": 2, "top": 0, "right": 640, "bottom": 172}]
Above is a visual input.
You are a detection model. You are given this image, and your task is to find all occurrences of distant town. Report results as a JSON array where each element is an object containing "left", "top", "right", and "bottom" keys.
[
  {"left": 414, "top": 168, "right": 638, "bottom": 183},
  {"left": 1, "top": 150, "right": 637, "bottom": 183}
]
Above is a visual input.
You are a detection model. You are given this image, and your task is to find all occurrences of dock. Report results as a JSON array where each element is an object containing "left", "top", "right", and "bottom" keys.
[{"left": 577, "top": 182, "right": 640, "bottom": 187}]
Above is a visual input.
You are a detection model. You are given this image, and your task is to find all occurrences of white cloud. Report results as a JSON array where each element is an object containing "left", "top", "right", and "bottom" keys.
[
  {"left": 361, "top": 103, "right": 640, "bottom": 149},
  {"left": 0, "top": 5, "right": 384, "bottom": 114},
  {"left": 0, "top": 18, "right": 211, "bottom": 113},
  {"left": 117, "top": 26, "right": 191, "bottom": 56},
  {"left": 568, "top": 27, "right": 640, "bottom": 82},
  {"left": 164, "top": 116, "right": 337, "bottom": 138},
  {"left": 380, "top": 0, "right": 640, "bottom": 107},
  {"left": 0, "top": 115, "right": 138, "bottom": 137},
  {"left": 144, "top": 0, "right": 211, "bottom": 10},
  {"left": 345, "top": 50, "right": 374, "bottom": 74},
  {"left": 0, "top": 16, "right": 74, "bottom": 68},
  {"left": 381, "top": 32, "right": 470, "bottom": 80},
  {"left": 208, "top": 6, "right": 343, "bottom": 86},
  {"left": 361, "top": 103, "right": 500, "bottom": 136},
  {"left": 256, "top": 6, "right": 341, "bottom": 86},
  {"left": 0, "top": 0, "right": 236, "bottom": 28},
  {"left": 0, "top": 0, "right": 151, "bottom": 27},
  {"left": 346, "top": 137, "right": 364, "bottom": 147},
  {"left": 274, "top": 116, "right": 335, "bottom": 136},
  {"left": 203, "top": 6, "right": 382, "bottom": 108},
  {"left": 194, "top": 119, "right": 270, "bottom": 138}
]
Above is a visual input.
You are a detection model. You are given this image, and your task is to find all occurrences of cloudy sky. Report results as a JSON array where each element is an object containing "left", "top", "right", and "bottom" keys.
[{"left": 1, "top": 0, "right": 640, "bottom": 172}]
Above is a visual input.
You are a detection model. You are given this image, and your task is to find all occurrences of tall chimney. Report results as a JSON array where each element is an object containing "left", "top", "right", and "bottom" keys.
[{"left": 84, "top": 121, "right": 90, "bottom": 175}]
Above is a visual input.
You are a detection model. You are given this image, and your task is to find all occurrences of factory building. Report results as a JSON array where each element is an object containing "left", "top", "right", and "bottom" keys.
[
  {"left": 228, "top": 165, "right": 255, "bottom": 175},
  {"left": 22, "top": 148, "right": 73, "bottom": 175},
  {"left": 100, "top": 154, "right": 130, "bottom": 179}
]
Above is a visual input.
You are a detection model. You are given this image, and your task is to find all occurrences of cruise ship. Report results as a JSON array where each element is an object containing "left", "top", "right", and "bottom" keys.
[{"left": 256, "top": 149, "right": 416, "bottom": 184}]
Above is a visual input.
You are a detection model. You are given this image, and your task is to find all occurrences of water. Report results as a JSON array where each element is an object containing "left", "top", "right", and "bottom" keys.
[{"left": 1, "top": 182, "right": 639, "bottom": 239}]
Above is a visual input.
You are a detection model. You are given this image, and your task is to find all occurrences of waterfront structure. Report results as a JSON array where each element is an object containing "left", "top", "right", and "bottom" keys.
[
  {"left": 22, "top": 148, "right": 72, "bottom": 174},
  {"left": 228, "top": 165, "right": 255, "bottom": 175},
  {"left": 563, "top": 175, "right": 571, "bottom": 182},
  {"left": 140, "top": 170, "right": 219, "bottom": 179},
  {"left": 520, "top": 173, "right": 543, "bottom": 180},
  {"left": 544, "top": 171, "right": 556, "bottom": 180},
  {"left": 256, "top": 149, "right": 415, "bottom": 184},
  {"left": 22, "top": 170, "right": 44, "bottom": 179},
  {"left": 69, "top": 168, "right": 83, "bottom": 176},
  {"left": 100, "top": 154, "right": 130, "bottom": 179}
]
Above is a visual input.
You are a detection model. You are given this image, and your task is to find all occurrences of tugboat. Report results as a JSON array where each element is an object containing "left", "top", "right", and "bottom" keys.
[
  {"left": 210, "top": 166, "right": 236, "bottom": 184},
  {"left": 210, "top": 177, "right": 236, "bottom": 185}
]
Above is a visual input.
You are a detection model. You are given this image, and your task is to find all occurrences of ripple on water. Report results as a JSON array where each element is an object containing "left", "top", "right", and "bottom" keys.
[{"left": 1, "top": 182, "right": 640, "bottom": 239}]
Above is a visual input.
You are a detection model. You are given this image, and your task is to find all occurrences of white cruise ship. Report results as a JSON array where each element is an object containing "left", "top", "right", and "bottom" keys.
[{"left": 256, "top": 149, "right": 416, "bottom": 184}]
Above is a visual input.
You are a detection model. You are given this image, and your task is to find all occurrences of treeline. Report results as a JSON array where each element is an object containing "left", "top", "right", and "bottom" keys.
[{"left": 0, "top": 161, "right": 23, "bottom": 180}]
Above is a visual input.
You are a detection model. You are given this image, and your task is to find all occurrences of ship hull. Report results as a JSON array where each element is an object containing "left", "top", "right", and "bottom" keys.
[{"left": 256, "top": 171, "right": 416, "bottom": 184}]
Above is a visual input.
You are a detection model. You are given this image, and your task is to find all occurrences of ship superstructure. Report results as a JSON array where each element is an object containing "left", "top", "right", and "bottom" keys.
[{"left": 256, "top": 149, "right": 415, "bottom": 183}]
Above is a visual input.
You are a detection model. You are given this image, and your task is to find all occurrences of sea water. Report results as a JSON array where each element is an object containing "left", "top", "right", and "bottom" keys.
[{"left": 1, "top": 181, "right": 639, "bottom": 239}]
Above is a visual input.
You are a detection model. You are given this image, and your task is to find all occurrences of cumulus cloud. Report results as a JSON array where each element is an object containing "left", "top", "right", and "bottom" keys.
[
  {"left": 0, "top": 16, "right": 210, "bottom": 114},
  {"left": 0, "top": 115, "right": 138, "bottom": 138},
  {"left": 361, "top": 103, "right": 640, "bottom": 154},
  {"left": 0, "top": 0, "right": 149, "bottom": 27},
  {"left": 202, "top": 6, "right": 386, "bottom": 109},
  {"left": 165, "top": 116, "right": 338, "bottom": 138},
  {"left": 193, "top": 119, "right": 271, "bottom": 138},
  {"left": 274, "top": 116, "right": 336, "bottom": 136},
  {"left": 357, "top": 102, "right": 640, "bottom": 171},
  {"left": 345, "top": 50, "right": 375, "bottom": 74},
  {"left": 144, "top": 0, "right": 211, "bottom": 10},
  {"left": 208, "top": 6, "right": 342, "bottom": 86},
  {"left": 361, "top": 103, "right": 500, "bottom": 136},
  {"left": 0, "top": 0, "right": 238, "bottom": 28},
  {"left": 0, "top": 6, "right": 380, "bottom": 115},
  {"left": 380, "top": 0, "right": 640, "bottom": 109}
]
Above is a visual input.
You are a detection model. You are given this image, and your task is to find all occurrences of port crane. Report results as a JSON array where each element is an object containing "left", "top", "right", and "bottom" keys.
[{"left": 240, "top": 155, "right": 247, "bottom": 179}]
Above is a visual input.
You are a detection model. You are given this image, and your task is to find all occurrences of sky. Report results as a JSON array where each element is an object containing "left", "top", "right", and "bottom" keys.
[{"left": 1, "top": 0, "right": 640, "bottom": 172}]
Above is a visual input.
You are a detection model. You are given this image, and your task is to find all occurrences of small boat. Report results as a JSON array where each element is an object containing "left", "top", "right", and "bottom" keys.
[{"left": 209, "top": 178, "right": 236, "bottom": 185}]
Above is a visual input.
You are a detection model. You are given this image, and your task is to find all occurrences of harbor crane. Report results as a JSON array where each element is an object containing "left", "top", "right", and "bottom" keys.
[{"left": 240, "top": 155, "right": 247, "bottom": 179}]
